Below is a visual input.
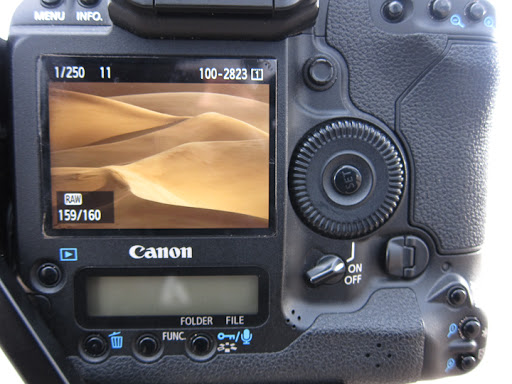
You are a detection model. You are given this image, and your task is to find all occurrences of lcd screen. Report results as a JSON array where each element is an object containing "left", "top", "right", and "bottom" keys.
[
  {"left": 44, "top": 57, "right": 276, "bottom": 230},
  {"left": 87, "top": 275, "right": 259, "bottom": 317}
]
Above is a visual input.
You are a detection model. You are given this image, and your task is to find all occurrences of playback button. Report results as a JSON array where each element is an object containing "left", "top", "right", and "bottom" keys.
[{"left": 37, "top": 263, "right": 61, "bottom": 287}]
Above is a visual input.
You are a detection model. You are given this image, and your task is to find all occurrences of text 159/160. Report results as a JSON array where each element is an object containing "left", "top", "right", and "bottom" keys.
[{"left": 58, "top": 209, "right": 102, "bottom": 222}]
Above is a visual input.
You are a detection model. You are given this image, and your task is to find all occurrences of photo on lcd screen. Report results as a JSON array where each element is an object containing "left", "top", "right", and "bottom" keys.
[{"left": 49, "top": 83, "right": 270, "bottom": 229}]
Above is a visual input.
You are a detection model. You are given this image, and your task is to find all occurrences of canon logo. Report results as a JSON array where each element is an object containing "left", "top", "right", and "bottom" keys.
[{"left": 129, "top": 245, "right": 193, "bottom": 259}]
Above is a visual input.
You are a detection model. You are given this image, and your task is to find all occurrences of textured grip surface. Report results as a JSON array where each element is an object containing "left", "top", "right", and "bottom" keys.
[
  {"left": 325, "top": 0, "right": 498, "bottom": 252},
  {"left": 70, "top": 289, "right": 424, "bottom": 384},
  {"left": 400, "top": 43, "right": 498, "bottom": 253},
  {"left": 326, "top": 0, "right": 447, "bottom": 129}
]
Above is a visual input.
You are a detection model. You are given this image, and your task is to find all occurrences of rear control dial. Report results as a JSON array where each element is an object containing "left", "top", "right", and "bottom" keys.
[{"left": 289, "top": 119, "right": 405, "bottom": 239}]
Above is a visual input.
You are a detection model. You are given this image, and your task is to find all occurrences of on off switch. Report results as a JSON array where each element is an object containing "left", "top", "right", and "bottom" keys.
[{"left": 306, "top": 255, "right": 346, "bottom": 286}]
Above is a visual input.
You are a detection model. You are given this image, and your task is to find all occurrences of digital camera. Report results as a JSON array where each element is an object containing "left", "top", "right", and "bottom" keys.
[{"left": 0, "top": 0, "right": 498, "bottom": 383}]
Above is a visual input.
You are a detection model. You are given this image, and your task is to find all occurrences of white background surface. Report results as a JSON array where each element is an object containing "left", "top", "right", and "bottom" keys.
[{"left": 0, "top": 0, "right": 511, "bottom": 383}]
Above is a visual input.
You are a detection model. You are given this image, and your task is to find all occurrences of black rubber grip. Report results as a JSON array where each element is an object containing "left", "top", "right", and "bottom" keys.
[
  {"left": 69, "top": 289, "right": 424, "bottom": 383},
  {"left": 325, "top": 0, "right": 498, "bottom": 253}
]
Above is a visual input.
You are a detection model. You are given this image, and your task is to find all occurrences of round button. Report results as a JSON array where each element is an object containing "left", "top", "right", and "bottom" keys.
[
  {"left": 137, "top": 335, "right": 159, "bottom": 357},
  {"left": 447, "top": 286, "right": 468, "bottom": 307},
  {"left": 430, "top": 0, "right": 452, "bottom": 20},
  {"left": 190, "top": 334, "right": 212, "bottom": 356},
  {"left": 333, "top": 165, "right": 363, "bottom": 195},
  {"left": 41, "top": 0, "right": 62, "bottom": 7},
  {"left": 467, "top": 2, "right": 486, "bottom": 21},
  {"left": 382, "top": 1, "right": 405, "bottom": 22},
  {"left": 79, "top": 0, "right": 100, "bottom": 6},
  {"left": 304, "top": 57, "right": 336, "bottom": 90},
  {"left": 460, "top": 355, "right": 478, "bottom": 371},
  {"left": 461, "top": 318, "right": 482, "bottom": 340},
  {"left": 83, "top": 335, "right": 107, "bottom": 357},
  {"left": 308, "top": 59, "right": 334, "bottom": 86},
  {"left": 37, "top": 263, "right": 61, "bottom": 287}
]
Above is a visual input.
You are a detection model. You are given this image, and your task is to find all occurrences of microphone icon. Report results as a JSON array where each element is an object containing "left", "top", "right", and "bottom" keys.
[{"left": 241, "top": 329, "right": 253, "bottom": 345}]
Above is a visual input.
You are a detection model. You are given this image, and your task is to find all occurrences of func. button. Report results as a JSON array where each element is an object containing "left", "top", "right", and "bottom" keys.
[
  {"left": 137, "top": 335, "right": 159, "bottom": 356},
  {"left": 134, "top": 334, "right": 163, "bottom": 362}
]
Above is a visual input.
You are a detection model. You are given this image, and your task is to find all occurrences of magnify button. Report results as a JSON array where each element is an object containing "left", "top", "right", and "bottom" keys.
[{"left": 450, "top": 14, "right": 466, "bottom": 28}]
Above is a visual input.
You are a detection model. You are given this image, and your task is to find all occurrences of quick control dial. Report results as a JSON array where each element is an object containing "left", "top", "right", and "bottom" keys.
[{"left": 289, "top": 119, "right": 405, "bottom": 239}]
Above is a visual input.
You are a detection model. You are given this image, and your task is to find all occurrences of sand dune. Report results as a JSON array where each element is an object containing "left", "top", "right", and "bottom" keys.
[
  {"left": 51, "top": 167, "right": 267, "bottom": 229},
  {"left": 49, "top": 88, "right": 187, "bottom": 151},
  {"left": 50, "top": 88, "right": 270, "bottom": 229},
  {"left": 53, "top": 139, "right": 269, "bottom": 220},
  {"left": 51, "top": 112, "right": 269, "bottom": 168},
  {"left": 111, "top": 92, "right": 269, "bottom": 133},
  {"left": 109, "top": 139, "right": 269, "bottom": 219}
]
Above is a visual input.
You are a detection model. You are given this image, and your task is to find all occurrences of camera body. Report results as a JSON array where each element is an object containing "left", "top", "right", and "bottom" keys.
[{"left": 2, "top": 0, "right": 497, "bottom": 383}]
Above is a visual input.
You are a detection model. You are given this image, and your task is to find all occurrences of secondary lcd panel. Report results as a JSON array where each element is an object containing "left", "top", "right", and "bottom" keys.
[
  {"left": 87, "top": 275, "right": 259, "bottom": 317},
  {"left": 75, "top": 268, "right": 269, "bottom": 328},
  {"left": 42, "top": 56, "right": 276, "bottom": 231}
]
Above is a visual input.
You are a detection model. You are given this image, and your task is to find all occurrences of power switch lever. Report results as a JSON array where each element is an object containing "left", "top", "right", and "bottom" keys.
[{"left": 306, "top": 255, "right": 346, "bottom": 286}]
